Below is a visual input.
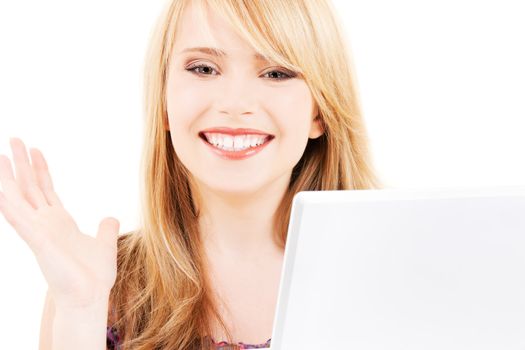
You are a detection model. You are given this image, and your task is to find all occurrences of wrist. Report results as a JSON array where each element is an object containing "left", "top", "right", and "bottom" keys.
[
  {"left": 50, "top": 288, "right": 111, "bottom": 311},
  {"left": 54, "top": 298, "right": 109, "bottom": 322},
  {"left": 53, "top": 299, "right": 109, "bottom": 350}
]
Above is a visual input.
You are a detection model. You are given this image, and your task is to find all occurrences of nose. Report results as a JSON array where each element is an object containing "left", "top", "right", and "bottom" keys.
[{"left": 215, "top": 73, "right": 257, "bottom": 118}]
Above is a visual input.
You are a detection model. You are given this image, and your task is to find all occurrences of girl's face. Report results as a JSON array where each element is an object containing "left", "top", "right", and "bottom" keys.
[{"left": 165, "top": 3, "right": 322, "bottom": 196}]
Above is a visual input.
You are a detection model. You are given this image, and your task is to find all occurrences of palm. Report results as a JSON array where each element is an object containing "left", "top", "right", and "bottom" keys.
[
  {"left": 0, "top": 138, "right": 119, "bottom": 309},
  {"left": 31, "top": 206, "right": 117, "bottom": 308}
]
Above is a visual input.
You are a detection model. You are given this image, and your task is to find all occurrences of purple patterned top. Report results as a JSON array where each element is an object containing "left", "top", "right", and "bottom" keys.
[{"left": 106, "top": 326, "right": 271, "bottom": 349}]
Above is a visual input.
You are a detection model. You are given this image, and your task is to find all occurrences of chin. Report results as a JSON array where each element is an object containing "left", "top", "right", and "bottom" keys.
[{"left": 198, "top": 176, "right": 270, "bottom": 197}]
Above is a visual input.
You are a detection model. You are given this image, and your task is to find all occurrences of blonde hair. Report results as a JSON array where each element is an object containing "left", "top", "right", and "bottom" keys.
[{"left": 109, "top": 0, "right": 384, "bottom": 349}]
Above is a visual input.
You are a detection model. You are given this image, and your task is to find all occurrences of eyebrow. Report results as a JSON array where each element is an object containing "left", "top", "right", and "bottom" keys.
[{"left": 178, "top": 47, "right": 270, "bottom": 61}]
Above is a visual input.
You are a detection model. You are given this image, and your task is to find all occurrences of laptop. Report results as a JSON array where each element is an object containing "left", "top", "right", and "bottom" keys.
[{"left": 270, "top": 186, "right": 525, "bottom": 350}]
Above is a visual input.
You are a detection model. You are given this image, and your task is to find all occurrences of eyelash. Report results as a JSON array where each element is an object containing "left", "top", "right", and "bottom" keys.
[{"left": 185, "top": 63, "right": 296, "bottom": 81}]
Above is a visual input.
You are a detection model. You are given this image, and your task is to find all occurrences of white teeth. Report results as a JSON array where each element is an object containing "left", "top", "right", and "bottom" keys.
[
  {"left": 223, "top": 136, "right": 233, "bottom": 149},
  {"left": 203, "top": 132, "right": 269, "bottom": 151},
  {"left": 233, "top": 135, "right": 244, "bottom": 150},
  {"left": 243, "top": 136, "right": 251, "bottom": 149}
]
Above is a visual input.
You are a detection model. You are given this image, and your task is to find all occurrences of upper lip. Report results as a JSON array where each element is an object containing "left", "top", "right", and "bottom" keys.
[{"left": 199, "top": 127, "right": 274, "bottom": 137}]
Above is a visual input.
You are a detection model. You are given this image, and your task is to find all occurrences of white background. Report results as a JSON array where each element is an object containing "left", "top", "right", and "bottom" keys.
[{"left": 0, "top": 0, "right": 523, "bottom": 346}]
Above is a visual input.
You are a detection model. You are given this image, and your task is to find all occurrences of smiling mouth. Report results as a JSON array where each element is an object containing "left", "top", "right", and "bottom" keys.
[{"left": 198, "top": 132, "right": 274, "bottom": 151}]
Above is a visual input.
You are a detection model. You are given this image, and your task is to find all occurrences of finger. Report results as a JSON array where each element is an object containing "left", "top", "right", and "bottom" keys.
[
  {"left": 96, "top": 217, "right": 120, "bottom": 252},
  {"left": 10, "top": 137, "right": 49, "bottom": 209},
  {"left": 0, "top": 189, "right": 26, "bottom": 232},
  {"left": 0, "top": 190, "right": 15, "bottom": 227},
  {"left": 0, "top": 154, "right": 34, "bottom": 217},
  {"left": 0, "top": 185, "right": 48, "bottom": 251},
  {"left": 29, "top": 147, "right": 64, "bottom": 207},
  {"left": 0, "top": 190, "right": 8, "bottom": 218}
]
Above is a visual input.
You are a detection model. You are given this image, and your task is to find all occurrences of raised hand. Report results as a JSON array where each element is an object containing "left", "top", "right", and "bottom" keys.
[{"left": 0, "top": 137, "right": 120, "bottom": 309}]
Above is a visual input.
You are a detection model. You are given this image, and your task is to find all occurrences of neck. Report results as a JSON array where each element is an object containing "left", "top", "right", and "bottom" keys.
[{"left": 195, "top": 173, "right": 289, "bottom": 260}]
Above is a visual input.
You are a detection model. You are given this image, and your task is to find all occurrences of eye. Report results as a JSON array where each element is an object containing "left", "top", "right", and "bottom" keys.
[
  {"left": 262, "top": 69, "right": 296, "bottom": 81},
  {"left": 185, "top": 63, "right": 219, "bottom": 76},
  {"left": 185, "top": 63, "right": 296, "bottom": 81}
]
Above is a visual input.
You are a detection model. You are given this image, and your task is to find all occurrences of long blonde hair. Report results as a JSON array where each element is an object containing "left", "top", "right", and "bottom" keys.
[{"left": 109, "top": 0, "right": 383, "bottom": 348}]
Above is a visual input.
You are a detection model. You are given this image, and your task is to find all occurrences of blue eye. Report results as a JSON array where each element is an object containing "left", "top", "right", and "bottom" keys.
[{"left": 185, "top": 63, "right": 295, "bottom": 81}]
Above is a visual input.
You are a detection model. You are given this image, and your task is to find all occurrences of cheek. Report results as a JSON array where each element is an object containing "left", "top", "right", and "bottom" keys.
[
  {"left": 261, "top": 84, "right": 314, "bottom": 138},
  {"left": 166, "top": 78, "right": 212, "bottom": 133},
  {"left": 260, "top": 85, "right": 314, "bottom": 167}
]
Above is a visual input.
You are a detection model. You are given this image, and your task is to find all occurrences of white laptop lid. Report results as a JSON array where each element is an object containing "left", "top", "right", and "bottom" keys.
[{"left": 270, "top": 186, "right": 525, "bottom": 350}]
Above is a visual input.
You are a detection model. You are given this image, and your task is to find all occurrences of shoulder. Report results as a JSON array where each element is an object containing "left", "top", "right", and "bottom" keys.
[
  {"left": 106, "top": 324, "right": 121, "bottom": 350},
  {"left": 107, "top": 230, "right": 142, "bottom": 346},
  {"left": 107, "top": 297, "right": 122, "bottom": 349}
]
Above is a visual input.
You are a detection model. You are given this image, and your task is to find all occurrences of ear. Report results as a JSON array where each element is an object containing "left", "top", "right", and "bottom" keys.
[{"left": 308, "top": 105, "right": 324, "bottom": 139}]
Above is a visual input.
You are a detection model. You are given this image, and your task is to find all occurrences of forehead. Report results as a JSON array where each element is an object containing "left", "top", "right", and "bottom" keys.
[{"left": 173, "top": 1, "right": 269, "bottom": 61}]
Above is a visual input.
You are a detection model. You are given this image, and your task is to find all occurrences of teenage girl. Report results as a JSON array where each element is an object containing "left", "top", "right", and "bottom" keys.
[{"left": 0, "top": 0, "right": 382, "bottom": 349}]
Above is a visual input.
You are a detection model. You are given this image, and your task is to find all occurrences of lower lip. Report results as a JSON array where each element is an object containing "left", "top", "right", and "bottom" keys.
[{"left": 200, "top": 136, "right": 273, "bottom": 160}]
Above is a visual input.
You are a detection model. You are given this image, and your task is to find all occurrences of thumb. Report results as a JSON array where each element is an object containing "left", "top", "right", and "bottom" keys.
[{"left": 96, "top": 217, "right": 120, "bottom": 251}]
